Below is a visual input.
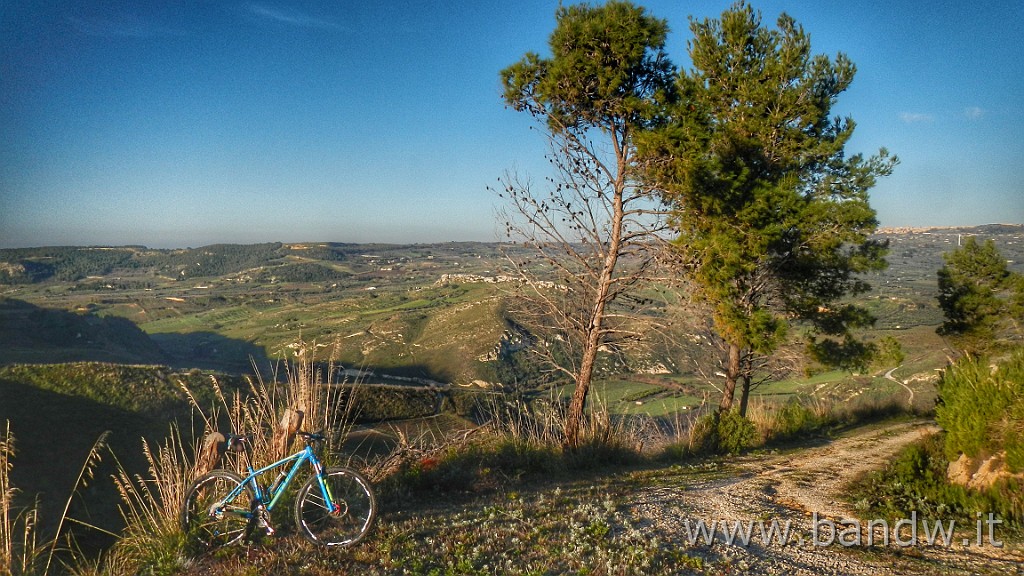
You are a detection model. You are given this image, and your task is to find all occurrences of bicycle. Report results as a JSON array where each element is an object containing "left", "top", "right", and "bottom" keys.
[{"left": 181, "top": 430, "right": 376, "bottom": 548}]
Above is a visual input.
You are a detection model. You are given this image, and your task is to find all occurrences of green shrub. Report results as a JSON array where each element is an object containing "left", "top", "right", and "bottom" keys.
[
  {"left": 858, "top": 433, "right": 972, "bottom": 520},
  {"left": 686, "top": 410, "right": 758, "bottom": 456},
  {"left": 715, "top": 410, "right": 758, "bottom": 455},
  {"left": 935, "top": 348, "right": 1024, "bottom": 470},
  {"left": 444, "top": 389, "right": 496, "bottom": 420},
  {"left": 1007, "top": 399, "right": 1024, "bottom": 472},
  {"left": 350, "top": 385, "right": 441, "bottom": 422},
  {"left": 856, "top": 433, "right": 1023, "bottom": 527},
  {"left": 871, "top": 335, "right": 905, "bottom": 370},
  {"left": 853, "top": 349, "right": 1024, "bottom": 529}
]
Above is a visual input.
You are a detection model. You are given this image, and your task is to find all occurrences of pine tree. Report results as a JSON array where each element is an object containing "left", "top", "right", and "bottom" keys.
[
  {"left": 937, "top": 237, "right": 1022, "bottom": 354},
  {"left": 499, "top": 1, "right": 676, "bottom": 447},
  {"left": 640, "top": 1, "right": 896, "bottom": 414}
]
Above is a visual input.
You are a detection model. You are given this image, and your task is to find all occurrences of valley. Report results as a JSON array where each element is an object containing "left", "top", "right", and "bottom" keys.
[{"left": 2, "top": 225, "right": 1022, "bottom": 415}]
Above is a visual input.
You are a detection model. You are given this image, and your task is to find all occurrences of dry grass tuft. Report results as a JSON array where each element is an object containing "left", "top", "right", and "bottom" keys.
[
  {"left": 2, "top": 421, "right": 109, "bottom": 576},
  {"left": 2, "top": 421, "right": 42, "bottom": 576},
  {"left": 90, "top": 338, "right": 360, "bottom": 575}
]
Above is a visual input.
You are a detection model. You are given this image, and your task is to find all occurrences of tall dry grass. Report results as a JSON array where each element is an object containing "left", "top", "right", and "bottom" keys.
[
  {"left": 1, "top": 421, "right": 41, "bottom": 576},
  {"left": 468, "top": 387, "right": 916, "bottom": 472},
  {"left": 100, "top": 425, "right": 199, "bottom": 575},
  {"left": 2, "top": 422, "right": 108, "bottom": 576},
  {"left": 87, "top": 339, "right": 358, "bottom": 575},
  {"left": 745, "top": 396, "right": 832, "bottom": 443},
  {"left": 489, "top": 390, "right": 662, "bottom": 454}
]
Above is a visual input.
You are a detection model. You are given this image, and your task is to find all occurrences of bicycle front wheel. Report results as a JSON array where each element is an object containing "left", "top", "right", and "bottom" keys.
[
  {"left": 181, "top": 469, "right": 253, "bottom": 549},
  {"left": 294, "top": 467, "right": 376, "bottom": 547}
]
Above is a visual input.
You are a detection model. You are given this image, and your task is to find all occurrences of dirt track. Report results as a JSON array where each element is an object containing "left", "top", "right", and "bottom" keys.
[{"left": 631, "top": 420, "right": 1024, "bottom": 575}]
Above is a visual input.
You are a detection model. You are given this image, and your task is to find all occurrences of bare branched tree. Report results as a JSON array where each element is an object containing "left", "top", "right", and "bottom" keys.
[{"left": 495, "top": 1, "right": 676, "bottom": 449}]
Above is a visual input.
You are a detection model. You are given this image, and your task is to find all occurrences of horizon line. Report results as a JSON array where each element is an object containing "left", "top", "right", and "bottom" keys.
[{"left": 2, "top": 223, "right": 1023, "bottom": 251}]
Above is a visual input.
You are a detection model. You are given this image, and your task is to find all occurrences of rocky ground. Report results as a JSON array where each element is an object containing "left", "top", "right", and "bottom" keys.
[{"left": 630, "top": 420, "right": 1024, "bottom": 575}]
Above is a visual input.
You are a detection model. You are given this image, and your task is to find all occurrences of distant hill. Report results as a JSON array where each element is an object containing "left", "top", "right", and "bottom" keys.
[
  {"left": 968, "top": 223, "right": 1024, "bottom": 235},
  {"left": 0, "top": 244, "right": 248, "bottom": 283},
  {"left": 877, "top": 223, "right": 1024, "bottom": 235},
  {"left": 0, "top": 242, "right": 345, "bottom": 283},
  {"left": 2, "top": 226, "right": 1020, "bottom": 286},
  {"left": 1, "top": 227, "right": 1021, "bottom": 382}
]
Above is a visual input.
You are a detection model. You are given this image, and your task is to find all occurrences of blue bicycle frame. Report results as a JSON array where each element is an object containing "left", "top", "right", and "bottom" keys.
[{"left": 219, "top": 443, "right": 335, "bottom": 516}]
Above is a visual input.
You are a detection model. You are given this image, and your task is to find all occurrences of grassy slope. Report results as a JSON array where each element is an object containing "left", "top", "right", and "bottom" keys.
[
  {"left": 0, "top": 229, "right": 1012, "bottom": 456},
  {"left": 0, "top": 372, "right": 180, "bottom": 552}
]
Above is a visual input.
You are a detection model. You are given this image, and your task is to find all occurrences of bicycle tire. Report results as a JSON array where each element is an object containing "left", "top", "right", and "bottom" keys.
[
  {"left": 181, "top": 469, "right": 253, "bottom": 549},
  {"left": 294, "top": 467, "right": 376, "bottom": 547}
]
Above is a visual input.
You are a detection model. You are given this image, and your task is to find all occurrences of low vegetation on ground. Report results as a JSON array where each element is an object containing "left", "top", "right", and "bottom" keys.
[
  {"left": 855, "top": 348, "right": 1024, "bottom": 530},
  {"left": 935, "top": 349, "right": 1024, "bottom": 471},
  {"left": 2, "top": 354, "right": 929, "bottom": 576}
]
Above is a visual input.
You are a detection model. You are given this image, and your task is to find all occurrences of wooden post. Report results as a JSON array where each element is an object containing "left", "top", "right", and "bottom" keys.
[
  {"left": 197, "top": 432, "right": 226, "bottom": 476},
  {"left": 273, "top": 409, "right": 304, "bottom": 458}
]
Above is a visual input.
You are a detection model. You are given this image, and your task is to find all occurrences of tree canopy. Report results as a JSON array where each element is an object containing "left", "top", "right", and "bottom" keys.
[
  {"left": 501, "top": 0, "right": 675, "bottom": 134},
  {"left": 937, "top": 237, "right": 1023, "bottom": 354},
  {"left": 639, "top": 1, "right": 897, "bottom": 413}
]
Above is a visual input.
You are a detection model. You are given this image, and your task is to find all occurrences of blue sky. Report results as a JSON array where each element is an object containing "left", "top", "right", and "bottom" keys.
[{"left": 1, "top": 1, "right": 1022, "bottom": 248}]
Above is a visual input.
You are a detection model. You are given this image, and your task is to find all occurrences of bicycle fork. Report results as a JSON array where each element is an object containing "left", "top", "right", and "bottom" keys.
[{"left": 314, "top": 463, "right": 343, "bottom": 517}]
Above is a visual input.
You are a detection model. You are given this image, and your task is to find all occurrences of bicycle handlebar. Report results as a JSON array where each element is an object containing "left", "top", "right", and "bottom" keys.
[
  {"left": 224, "top": 433, "right": 250, "bottom": 453},
  {"left": 298, "top": 431, "right": 326, "bottom": 444},
  {"left": 223, "top": 430, "right": 326, "bottom": 451}
]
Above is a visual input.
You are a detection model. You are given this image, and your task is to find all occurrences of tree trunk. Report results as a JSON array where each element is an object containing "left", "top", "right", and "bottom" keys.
[
  {"left": 564, "top": 337, "right": 599, "bottom": 450},
  {"left": 563, "top": 166, "right": 627, "bottom": 450},
  {"left": 719, "top": 342, "right": 741, "bottom": 412},
  {"left": 738, "top": 373, "right": 752, "bottom": 417}
]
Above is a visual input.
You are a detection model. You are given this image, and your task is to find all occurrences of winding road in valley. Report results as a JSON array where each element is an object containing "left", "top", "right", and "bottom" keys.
[{"left": 884, "top": 366, "right": 916, "bottom": 408}]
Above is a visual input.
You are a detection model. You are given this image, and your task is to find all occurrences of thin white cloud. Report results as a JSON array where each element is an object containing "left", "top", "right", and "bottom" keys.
[
  {"left": 964, "top": 106, "right": 986, "bottom": 120},
  {"left": 68, "top": 15, "right": 184, "bottom": 38},
  {"left": 247, "top": 4, "right": 341, "bottom": 30},
  {"left": 899, "top": 112, "right": 934, "bottom": 124}
]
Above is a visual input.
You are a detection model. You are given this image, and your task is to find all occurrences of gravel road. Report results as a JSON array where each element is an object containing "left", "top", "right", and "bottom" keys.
[{"left": 630, "top": 420, "right": 1024, "bottom": 575}]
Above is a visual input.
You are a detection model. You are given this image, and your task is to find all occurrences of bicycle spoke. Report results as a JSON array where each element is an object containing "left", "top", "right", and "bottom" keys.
[
  {"left": 181, "top": 470, "right": 253, "bottom": 549},
  {"left": 295, "top": 468, "right": 376, "bottom": 547},
  {"left": 182, "top": 446, "right": 376, "bottom": 550}
]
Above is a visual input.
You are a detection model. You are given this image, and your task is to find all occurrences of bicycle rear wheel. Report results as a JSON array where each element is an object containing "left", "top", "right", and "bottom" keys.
[
  {"left": 181, "top": 469, "right": 253, "bottom": 549},
  {"left": 294, "top": 467, "right": 376, "bottom": 547}
]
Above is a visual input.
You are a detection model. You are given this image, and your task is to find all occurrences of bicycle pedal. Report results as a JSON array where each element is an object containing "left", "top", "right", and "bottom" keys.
[{"left": 257, "top": 515, "right": 275, "bottom": 536}]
